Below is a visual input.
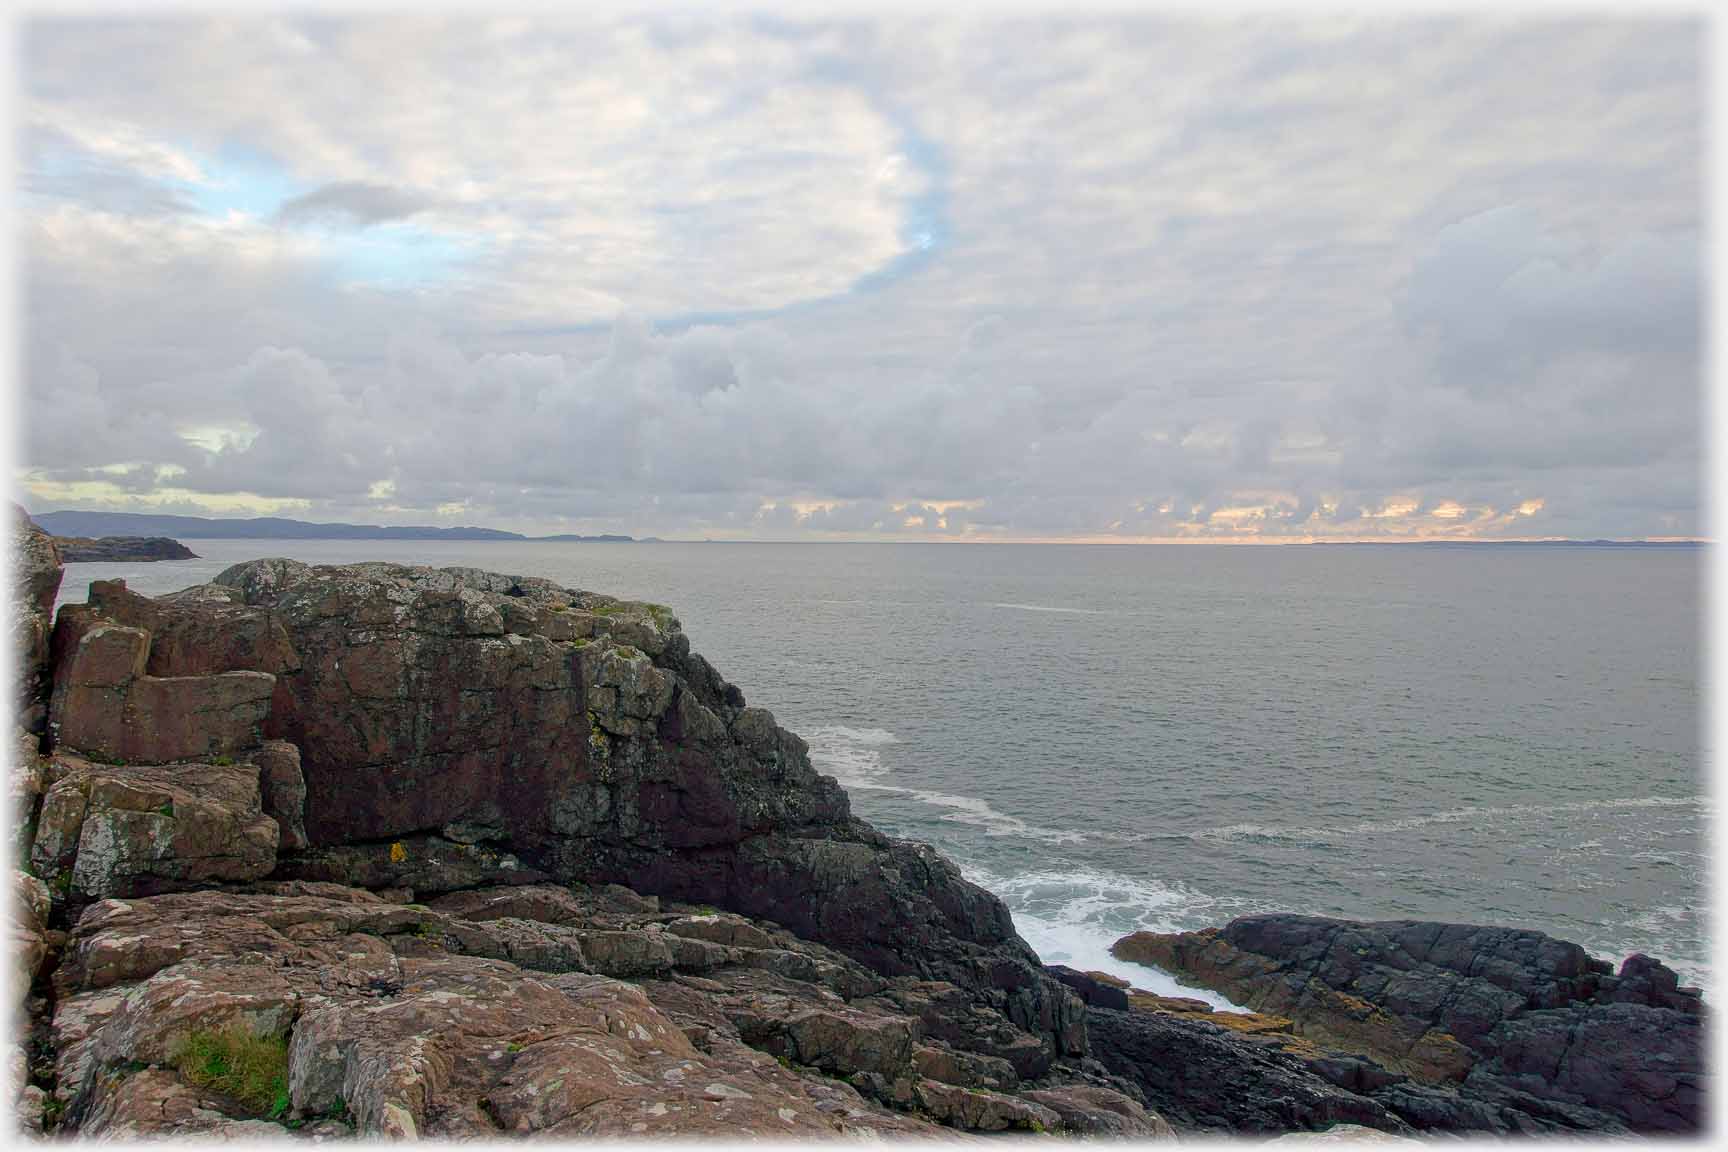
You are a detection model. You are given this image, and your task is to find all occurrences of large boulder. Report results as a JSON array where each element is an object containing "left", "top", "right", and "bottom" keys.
[{"left": 29, "top": 753, "right": 278, "bottom": 899}]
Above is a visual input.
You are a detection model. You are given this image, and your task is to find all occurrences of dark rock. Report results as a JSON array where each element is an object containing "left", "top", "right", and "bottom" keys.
[
  {"left": 1049, "top": 963, "right": 1131, "bottom": 1011},
  {"left": 1086, "top": 1002, "right": 1411, "bottom": 1135},
  {"left": 1114, "top": 914, "right": 1703, "bottom": 1133},
  {"left": 11, "top": 507, "right": 62, "bottom": 732},
  {"left": 49, "top": 536, "right": 198, "bottom": 563}
]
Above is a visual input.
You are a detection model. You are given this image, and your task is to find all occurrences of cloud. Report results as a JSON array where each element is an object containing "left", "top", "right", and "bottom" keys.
[
  {"left": 15, "top": 14, "right": 1704, "bottom": 540},
  {"left": 275, "top": 181, "right": 433, "bottom": 228}
]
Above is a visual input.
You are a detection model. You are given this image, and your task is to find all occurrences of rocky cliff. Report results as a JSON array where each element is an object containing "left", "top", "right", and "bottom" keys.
[{"left": 5, "top": 518, "right": 1706, "bottom": 1139}]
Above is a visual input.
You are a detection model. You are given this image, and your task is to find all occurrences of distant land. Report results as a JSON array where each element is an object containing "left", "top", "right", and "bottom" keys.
[{"left": 29, "top": 510, "right": 647, "bottom": 543}]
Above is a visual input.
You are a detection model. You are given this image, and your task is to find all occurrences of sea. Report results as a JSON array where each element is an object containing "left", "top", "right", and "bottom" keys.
[{"left": 51, "top": 539, "right": 1708, "bottom": 1000}]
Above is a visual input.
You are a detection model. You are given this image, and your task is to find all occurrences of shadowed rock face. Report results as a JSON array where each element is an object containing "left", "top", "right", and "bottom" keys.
[
  {"left": 11, "top": 509, "right": 63, "bottom": 734},
  {"left": 1111, "top": 914, "right": 1704, "bottom": 1134}
]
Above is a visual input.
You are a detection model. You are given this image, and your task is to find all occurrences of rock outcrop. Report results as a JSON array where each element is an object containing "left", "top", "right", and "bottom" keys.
[
  {"left": 5, "top": 540, "right": 1703, "bottom": 1141},
  {"left": 47, "top": 537, "right": 198, "bottom": 564},
  {"left": 1111, "top": 915, "right": 1705, "bottom": 1134},
  {"left": 45, "top": 880, "right": 1150, "bottom": 1139},
  {"left": 188, "top": 558, "right": 1084, "bottom": 1072},
  {"left": 11, "top": 509, "right": 62, "bottom": 736}
]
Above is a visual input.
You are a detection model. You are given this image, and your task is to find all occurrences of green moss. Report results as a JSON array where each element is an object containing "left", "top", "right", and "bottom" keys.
[
  {"left": 172, "top": 1027, "right": 291, "bottom": 1119},
  {"left": 571, "top": 637, "right": 592, "bottom": 649},
  {"left": 211, "top": 754, "right": 236, "bottom": 767},
  {"left": 506, "top": 1041, "right": 524, "bottom": 1054},
  {"left": 590, "top": 601, "right": 623, "bottom": 617},
  {"left": 412, "top": 920, "right": 443, "bottom": 940},
  {"left": 156, "top": 801, "right": 174, "bottom": 818}
]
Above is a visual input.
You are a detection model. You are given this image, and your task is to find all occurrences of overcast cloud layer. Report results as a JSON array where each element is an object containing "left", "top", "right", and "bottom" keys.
[{"left": 17, "top": 15, "right": 1703, "bottom": 540}]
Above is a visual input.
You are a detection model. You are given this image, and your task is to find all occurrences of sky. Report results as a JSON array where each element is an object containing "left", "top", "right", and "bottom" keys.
[{"left": 13, "top": 13, "right": 1706, "bottom": 541}]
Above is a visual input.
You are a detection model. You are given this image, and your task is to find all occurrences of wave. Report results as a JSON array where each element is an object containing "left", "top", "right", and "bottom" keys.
[
  {"left": 959, "top": 862, "right": 1247, "bottom": 1011},
  {"left": 804, "top": 725, "right": 1082, "bottom": 844},
  {"left": 1194, "top": 795, "right": 1706, "bottom": 846},
  {"left": 804, "top": 725, "right": 900, "bottom": 787},
  {"left": 989, "top": 602, "right": 1113, "bottom": 615}
]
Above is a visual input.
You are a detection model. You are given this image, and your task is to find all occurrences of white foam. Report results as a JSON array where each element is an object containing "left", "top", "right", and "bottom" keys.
[
  {"left": 961, "top": 863, "right": 1248, "bottom": 1011},
  {"left": 1195, "top": 795, "right": 1708, "bottom": 845},
  {"left": 900, "top": 788, "right": 1086, "bottom": 845},
  {"left": 804, "top": 725, "right": 900, "bottom": 787},
  {"left": 806, "top": 726, "right": 1082, "bottom": 843},
  {"left": 989, "top": 602, "right": 1111, "bottom": 615}
]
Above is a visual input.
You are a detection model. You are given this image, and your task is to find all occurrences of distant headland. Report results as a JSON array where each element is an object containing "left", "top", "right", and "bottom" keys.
[{"left": 28, "top": 510, "right": 649, "bottom": 543}]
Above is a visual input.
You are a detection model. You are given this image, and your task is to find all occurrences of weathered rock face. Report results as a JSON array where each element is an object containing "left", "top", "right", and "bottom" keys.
[
  {"left": 1112, "top": 915, "right": 1704, "bottom": 1134},
  {"left": 48, "top": 608, "right": 276, "bottom": 766},
  {"left": 184, "top": 559, "right": 1082, "bottom": 1069},
  {"left": 11, "top": 508, "right": 62, "bottom": 733},
  {"left": 1085, "top": 1000, "right": 1412, "bottom": 1136},
  {"left": 42, "top": 880, "right": 1151, "bottom": 1140},
  {"left": 30, "top": 753, "right": 278, "bottom": 899},
  {"left": 48, "top": 536, "right": 197, "bottom": 563}
]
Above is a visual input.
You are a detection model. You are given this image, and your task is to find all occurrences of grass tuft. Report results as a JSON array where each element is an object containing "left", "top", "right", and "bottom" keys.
[{"left": 172, "top": 1027, "right": 291, "bottom": 1119}]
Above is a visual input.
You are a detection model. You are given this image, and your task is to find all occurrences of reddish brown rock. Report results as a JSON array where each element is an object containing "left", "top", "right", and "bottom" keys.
[
  {"left": 253, "top": 740, "right": 308, "bottom": 851},
  {"left": 1021, "top": 1084, "right": 1177, "bottom": 1137},
  {"left": 49, "top": 885, "right": 953, "bottom": 1139},
  {"left": 29, "top": 754, "right": 278, "bottom": 899},
  {"left": 48, "top": 608, "right": 275, "bottom": 765},
  {"left": 85, "top": 578, "right": 298, "bottom": 679}
]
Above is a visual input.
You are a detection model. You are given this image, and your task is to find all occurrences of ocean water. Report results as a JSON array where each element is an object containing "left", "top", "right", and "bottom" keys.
[{"left": 52, "top": 540, "right": 1707, "bottom": 995}]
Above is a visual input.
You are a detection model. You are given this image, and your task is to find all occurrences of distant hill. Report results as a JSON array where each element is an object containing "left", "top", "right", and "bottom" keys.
[{"left": 30, "top": 510, "right": 634, "bottom": 543}]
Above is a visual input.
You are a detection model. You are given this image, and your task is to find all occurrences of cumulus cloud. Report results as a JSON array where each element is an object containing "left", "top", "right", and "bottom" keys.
[{"left": 14, "top": 14, "right": 1704, "bottom": 540}]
